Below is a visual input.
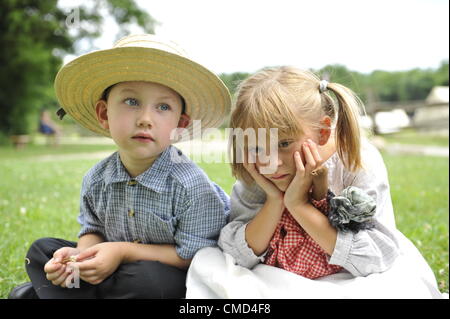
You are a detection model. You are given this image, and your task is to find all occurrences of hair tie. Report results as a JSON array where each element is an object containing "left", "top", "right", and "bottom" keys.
[{"left": 319, "top": 80, "right": 328, "bottom": 93}]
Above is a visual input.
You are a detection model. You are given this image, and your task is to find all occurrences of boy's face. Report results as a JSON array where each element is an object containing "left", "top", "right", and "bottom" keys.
[{"left": 96, "top": 81, "right": 190, "bottom": 165}]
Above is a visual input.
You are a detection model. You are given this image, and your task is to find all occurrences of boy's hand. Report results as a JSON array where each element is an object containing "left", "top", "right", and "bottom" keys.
[
  {"left": 69, "top": 242, "right": 125, "bottom": 285},
  {"left": 44, "top": 247, "right": 80, "bottom": 288},
  {"left": 284, "top": 140, "right": 323, "bottom": 211}
]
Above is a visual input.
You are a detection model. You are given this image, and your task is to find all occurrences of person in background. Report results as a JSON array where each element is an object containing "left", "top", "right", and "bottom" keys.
[{"left": 39, "top": 109, "right": 61, "bottom": 146}]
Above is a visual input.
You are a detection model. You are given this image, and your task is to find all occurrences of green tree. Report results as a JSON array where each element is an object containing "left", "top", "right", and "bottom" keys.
[
  {"left": 402, "top": 68, "right": 436, "bottom": 101},
  {"left": 0, "top": 0, "right": 156, "bottom": 140},
  {"left": 315, "top": 63, "right": 447, "bottom": 105},
  {"left": 369, "top": 70, "right": 404, "bottom": 102},
  {"left": 434, "top": 60, "right": 449, "bottom": 86},
  {"left": 219, "top": 72, "right": 251, "bottom": 96}
]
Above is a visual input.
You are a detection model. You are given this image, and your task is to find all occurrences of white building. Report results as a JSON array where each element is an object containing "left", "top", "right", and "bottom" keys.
[{"left": 414, "top": 86, "right": 449, "bottom": 130}]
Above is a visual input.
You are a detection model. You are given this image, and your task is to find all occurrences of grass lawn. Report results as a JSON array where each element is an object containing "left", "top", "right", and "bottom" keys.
[
  {"left": 379, "top": 128, "right": 449, "bottom": 147},
  {"left": 0, "top": 143, "right": 448, "bottom": 297},
  {"left": 382, "top": 152, "right": 449, "bottom": 293}
]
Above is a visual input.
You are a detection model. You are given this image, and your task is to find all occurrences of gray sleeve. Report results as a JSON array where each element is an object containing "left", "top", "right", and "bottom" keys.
[
  {"left": 218, "top": 181, "right": 267, "bottom": 268},
  {"left": 77, "top": 175, "right": 106, "bottom": 238},
  {"left": 174, "top": 186, "right": 228, "bottom": 260},
  {"left": 328, "top": 142, "right": 400, "bottom": 276}
]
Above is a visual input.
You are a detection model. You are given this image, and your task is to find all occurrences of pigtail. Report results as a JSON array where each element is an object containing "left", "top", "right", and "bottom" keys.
[{"left": 327, "top": 83, "right": 363, "bottom": 171}]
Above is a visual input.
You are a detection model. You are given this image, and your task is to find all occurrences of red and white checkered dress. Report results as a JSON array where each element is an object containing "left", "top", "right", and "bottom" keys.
[{"left": 264, "top": 198, "right": 342, "bottom": 279}]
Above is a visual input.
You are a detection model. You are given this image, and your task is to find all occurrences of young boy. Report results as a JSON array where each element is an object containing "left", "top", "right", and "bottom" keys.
[{"left": 10, "top": 34, "right": 231, "bottom": 299}]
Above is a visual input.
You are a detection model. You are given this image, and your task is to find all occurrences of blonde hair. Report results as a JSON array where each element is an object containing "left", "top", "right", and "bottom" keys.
[{"left": 230, "top": 66, "right": 364, "bottom": 184}]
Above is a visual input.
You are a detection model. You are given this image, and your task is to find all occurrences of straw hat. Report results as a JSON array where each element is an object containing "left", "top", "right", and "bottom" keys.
[{"left": 54, "top": 34, "right": 231, "bottom": 137}]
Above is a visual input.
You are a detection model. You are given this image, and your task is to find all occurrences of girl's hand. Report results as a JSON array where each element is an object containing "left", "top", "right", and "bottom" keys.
[
  {"left": 44, "top": 247, "right": 81, "bottom": 288},
  {"left": 243, "top": 155, "right": 283, "bottom": 202},
  {"left": 311, "top": 166, "right": 329, "bottom": 200},
  {"left": 68, "top": 242, "right": 125, "bottom": 285},
  {"left": 284, "top": 140, "right": 323, "bottom": 211}
]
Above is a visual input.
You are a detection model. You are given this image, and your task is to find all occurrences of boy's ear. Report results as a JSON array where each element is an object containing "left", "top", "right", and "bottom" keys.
[
  {"left": 170, "top": 114, "right": 191, "bottom": 143},
  {"left": 318, "top": 116, "right": 331, "bottom": 145},
  {"left": 178, "top": 114, "right": 190, "bottom": 128},
  {"left": 95, "top": 100, "right": 109, "bottom": 130}
]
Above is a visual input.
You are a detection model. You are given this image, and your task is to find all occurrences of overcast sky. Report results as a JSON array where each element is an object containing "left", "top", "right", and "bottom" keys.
[{"left": 63, "top": 0, "right": 449, "bottom": 74}]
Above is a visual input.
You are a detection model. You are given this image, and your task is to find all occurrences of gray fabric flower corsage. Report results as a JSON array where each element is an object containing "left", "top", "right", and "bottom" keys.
[{"left": 328, "top": 186, "right": 376, "bottom": 233}]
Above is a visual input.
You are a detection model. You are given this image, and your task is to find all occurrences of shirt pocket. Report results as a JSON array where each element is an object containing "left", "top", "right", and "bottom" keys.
[{"left": 143, "top": 210, "right": 177, "bottom": 242}]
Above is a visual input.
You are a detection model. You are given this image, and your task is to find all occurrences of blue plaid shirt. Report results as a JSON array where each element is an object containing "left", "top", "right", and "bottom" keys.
[{"left": 77, "top": 145, "right": 230, "bottom": 259}]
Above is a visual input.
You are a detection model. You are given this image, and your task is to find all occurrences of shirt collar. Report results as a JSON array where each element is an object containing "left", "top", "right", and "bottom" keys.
[
  {"left": 104, "top": 146, "right": 180, "bottom": 193},
  {"left": 103, "top": 152, "right": 129, "bottom": 186}
]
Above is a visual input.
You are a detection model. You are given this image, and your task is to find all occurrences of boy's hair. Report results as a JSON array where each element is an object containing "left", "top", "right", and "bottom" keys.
[{"left": 230, "top": 66, "right": 364, "bottom": 184}]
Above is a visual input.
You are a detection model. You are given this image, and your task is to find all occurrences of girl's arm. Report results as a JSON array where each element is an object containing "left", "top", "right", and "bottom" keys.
[
  {"left": 293, "top": 165, "right": 336, "bottom": 254},
  {"left": 245, "top": 198, "right": 285, "bottom": 256},
  {"left": 288, "top": 204, "right": 337, "bottom": 255},
  {"left": 218, "top": 181, "right": 268, "bottom": 269},
  {"left": 311, "top": 166, "right": 329, "bottom": 200},
  {"left": 236, "top": 160, "right": 285, "bottom": 258},
  {"left": 284, "top": 145, "right": 337, "bottom": 255}
]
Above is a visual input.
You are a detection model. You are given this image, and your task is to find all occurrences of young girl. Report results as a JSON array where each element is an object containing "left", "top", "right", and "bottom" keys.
[
  {"left": 186, "top": 66, "right": 444, "bottom": 298},
  {"left": 219, "top": 65, "right": 398, "bottom": 277}
]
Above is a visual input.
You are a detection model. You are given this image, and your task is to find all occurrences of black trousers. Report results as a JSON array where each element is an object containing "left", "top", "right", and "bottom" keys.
[{"left": 25, "top": 237, "right": 187, "bottom": 299}]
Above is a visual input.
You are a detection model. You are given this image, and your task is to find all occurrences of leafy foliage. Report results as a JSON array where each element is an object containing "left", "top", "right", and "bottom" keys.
[
  {"left": 0, "top": 0, "right": 156, "bottom": 137},
  {"left": 220, "top": 61, "right": 449, "bottom": 104}
]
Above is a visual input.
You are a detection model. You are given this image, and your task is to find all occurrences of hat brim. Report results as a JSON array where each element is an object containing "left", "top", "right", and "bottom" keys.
[{"left": 55, "top": 47, "right": 231, "bottom": 137}]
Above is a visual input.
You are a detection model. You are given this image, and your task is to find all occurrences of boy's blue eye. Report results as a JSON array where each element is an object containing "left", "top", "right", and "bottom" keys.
[
  {"left": 124, "top": 98, "right": 139, "bottom": 106},
  {"left": 158, "top": 103, "right": 171, "bottom": 111}
]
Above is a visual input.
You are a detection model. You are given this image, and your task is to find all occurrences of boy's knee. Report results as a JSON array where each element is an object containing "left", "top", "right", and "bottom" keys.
[
  {"left": 25, "top": 238, "right": 53, "bottom": 273},
  {"left": 27, "top": 238, "right": 53, "bottom": 256},
  {"left": 102, "top": 260, "right": 187, "bottom": 298},
  {"left": 135, "top": 261, "right": 187, "bottom": 298},
  {"left": 26, "top": 237, "right": 72, "bottom": 261}
]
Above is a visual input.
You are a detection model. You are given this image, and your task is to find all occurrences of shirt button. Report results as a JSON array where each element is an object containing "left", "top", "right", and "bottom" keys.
[
  {"left": 128, "top": 209, "right": 135, "bottom": 217},
  {"left": 127, "top": 180, "right": 137, "bottom": 186}
]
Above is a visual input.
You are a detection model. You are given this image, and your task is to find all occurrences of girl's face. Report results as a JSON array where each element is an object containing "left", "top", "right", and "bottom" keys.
[
  {"left": 252, "top": 127, "right": 320, "bottom": 192},
  {"left": 96, "top": 81, "right": 190, "bottom": 166}
]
